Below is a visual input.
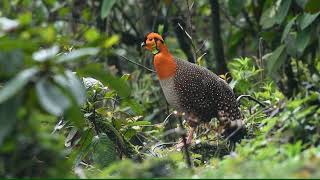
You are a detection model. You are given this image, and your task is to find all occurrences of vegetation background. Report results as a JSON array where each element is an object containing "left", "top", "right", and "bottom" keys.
[{"left": 0, "top": 0, "right": 320, "bottom": 178}]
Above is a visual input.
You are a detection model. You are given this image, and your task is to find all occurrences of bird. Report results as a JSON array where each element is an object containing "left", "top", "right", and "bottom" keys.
[{"left": 141, "top": 32, "right": 246, "bottom": 148}]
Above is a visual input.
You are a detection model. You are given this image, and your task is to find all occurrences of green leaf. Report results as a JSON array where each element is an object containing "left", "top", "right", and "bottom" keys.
[
  {"left": 266, "top": 45, "right": 287, "bottom": 75},
  {"left": 77, "top": 63, "right": 131, "bottom": 98},
  {"left": 101, "top": 0, "right": 117, "bottom": 18},
  {"left": 196, "top": 52, "right": 207, "bottom": 66},
  {"left": 296, "top": 28, "right": 311, "bottom": 56},
  {"left": 0, "top": 50, "right": 24, "bottom": 77},
  {"left": 158, "top": 24, "right": 164, "bottom": 36},
  {"left": 92, "top": 133, "right": 117, "bottom": 168},
  {"left": 84, "top": 28, "right": 100, "bottom": 42},
  {"left": 0, "top": 95, "right": 21, "bottom": 146},
  {"left": 227, "top": 0, "right": 244, "bottom": 16},
  {"left": 304, "top": 0, "right": 320, "bottom": 13},
  {"left": 281, "top": 16, "right": 297, "bottom": 42},
  {"left": 35, "top": 78, "right": 70, "bottom": 116},
  {"left": 121, "top": 74, "right": 131, "bottom": 81},
  {"left": 299, "top": 12, "right": 320, "bottom": 30},
  {"left": 0, "top": 67, "right": 39, "bottom": 104},
  {"left": 53, "top": 71, "right": 86, "bottom": 106},
  {"left": 104, "top": 35, "right": 120, "bottom": 48},
  {"left": 284, "top": 32, "right": 297, "bottom": 57},
  {"left": 123, "top": 99, "right": 144, "bottom": 115},
  {"left": 0, "top": 37, "right": 38, "bottom": 52},
  {"left": 32, "top": 45, "right": 59, "bottom": 62},
  {"left": 260, "top": 7, "right": 277, "bottom": 29},
  {"left": 275, "top": 0, "right": 292, "bottom": 24},
  {"left": 18, "top": 12, "right": 32, "bottom": 25},
  {"left": 73, "top": 128, "right": 94, "bottom": 167},
  {"left": 124, "top": 129, "right": 136, "bottom": 140},
  {"left": 56, "top": 48, "right": 100, "bottom": 63},
  {"left": 65, "top": 102, "right": 84, "bottom": 128}
]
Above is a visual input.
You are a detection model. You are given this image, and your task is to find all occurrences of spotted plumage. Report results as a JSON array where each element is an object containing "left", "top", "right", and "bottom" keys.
[
  {"left": 142, "top": 32, "right": 245, "bottom": 146},
  {"left": 168, "top": 58, "right": 242, "bottom": 123}
]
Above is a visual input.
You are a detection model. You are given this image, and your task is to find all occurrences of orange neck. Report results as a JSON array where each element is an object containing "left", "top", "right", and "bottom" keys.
[{"left": 153, "top": 45, "right": 176, "bottom": 80}]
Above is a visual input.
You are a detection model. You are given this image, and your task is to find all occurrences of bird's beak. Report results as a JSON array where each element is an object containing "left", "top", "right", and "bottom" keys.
[{"left": 141, "top": 42, "right": 146, "bottom": 48}]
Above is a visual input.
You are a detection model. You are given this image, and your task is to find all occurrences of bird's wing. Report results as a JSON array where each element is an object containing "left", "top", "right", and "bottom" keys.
[{"left": 174, "top": 59, "right": 218, "bottom": 119}]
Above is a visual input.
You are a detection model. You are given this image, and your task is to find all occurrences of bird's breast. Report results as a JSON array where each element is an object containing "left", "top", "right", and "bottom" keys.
[{"left": 159, "top": 76, "right": 181, "bottom": 110}]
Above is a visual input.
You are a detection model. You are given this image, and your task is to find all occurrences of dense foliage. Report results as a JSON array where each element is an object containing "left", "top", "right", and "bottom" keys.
[{"left": 0, "top": 0, "right": 319, "bottom": 178}]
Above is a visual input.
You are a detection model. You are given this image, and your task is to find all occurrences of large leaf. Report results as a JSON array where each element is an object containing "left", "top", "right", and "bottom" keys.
[
  {"left": 0, "top": 95, "right": 21, "bottom": 146},
  {"left": 122, "top": 99, "right": 144, "bottom": 115},
  {"left": 77, "top": 64, "right": 131, "bottom": 98},
  {"left": 285, "top": 33, "right": 297, "bottom": 57},
  {"left": 227, "top": 0, "right": 244, "bottom": 16},
  {"left": 92, "top": 133, "right": 117, "bottom": 168},
  {"left": 275, "top": 0, "right": 292, "bottom": 24},
  {"left": 101, "top": 0, "right": 117, "bottom": 19},
  {"left": 266, "top": 45, "right": 287, "bottom": 75},
  {"left": 0, "top": 37, "right": 38, "bottom": 52},
  {"left": 73, "top": 128, "right": 94, "bottom": 167},
  {"left": 35, "top": 78, "right": 70, "bottom": 116},
  {"left": 299, "top": 12, "right": 320, "bottom": 30},
  {"left": 0, "top": 50, "right": 24, "bottom": 77},
  {"left": 0, "top": 67, "right": 39, "bottom": 104},
  {"left": 281, "top": 16, "right": 297, "bottom": 42},
  {"left": 53, "top": 71, "right": 86, "bottom": 106},
  {"left": 32, "top": 45, "right": 59, "bottom": 62},
  {"left": 296, "top": 28, "right": 311, "bottom": 57},
  {"left": 56, "top": 48, "right": 100, "bottom": 63},
  {"left": 0, "top": 17, "right": 19, "bottom": 32},
  {"left": 260, "top": 7, "right": 277, "bottom": 29}
]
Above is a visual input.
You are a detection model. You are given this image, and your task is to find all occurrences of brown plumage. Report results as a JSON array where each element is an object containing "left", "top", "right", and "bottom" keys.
[{"left": 141, "top": 32, "right": 245, "bottom": 147}]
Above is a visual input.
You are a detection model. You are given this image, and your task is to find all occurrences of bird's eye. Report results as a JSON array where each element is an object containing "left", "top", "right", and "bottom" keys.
[{"left": 148, "top": 38, "right": 152, "bottom": 41}]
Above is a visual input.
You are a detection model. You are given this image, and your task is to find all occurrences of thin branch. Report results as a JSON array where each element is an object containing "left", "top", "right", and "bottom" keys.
[
  {"left": 152, "top": 141, "right": 178, "bottom": 152},
  {"left": 237, "top": 95, "right": 266, "bottom": 108},
  {"left": 177, "top": 23, "right": 193, "bottom": 42},
  {"left": 162, "top": 112, "right": 175, "bottom": 126},
  {"left": 195, "top": 40, "right": 207, "bottom": 55},
  {"left": 116, "top": 54, "right": 156, "bottom": 73}
]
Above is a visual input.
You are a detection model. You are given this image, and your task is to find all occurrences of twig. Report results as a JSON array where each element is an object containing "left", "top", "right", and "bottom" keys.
[
  {"left": 177, "top": 23, "right": 193, "bottom": 44},
  {"left": 152, "top": 141, "right": 179, "bottom": 152},
  {"left": 237, "top": 95, "right": 266, "bottom": 108},
  {"left": 195, "top": 40, "right": 207, "bottom": 54},
  {"left": 116, "top": 54, "right": 156, "bottom": 73},
  {"left": 258, "top": 37, "right": 264, "bottom": 80},
  {"left": 162, "top": 112, "right": 175, "bottom": 126}
]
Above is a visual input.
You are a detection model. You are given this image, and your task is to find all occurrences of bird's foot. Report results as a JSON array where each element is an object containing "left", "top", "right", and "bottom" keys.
[{"left": 176, "top": 127, "right": 195, "bottom": 149}]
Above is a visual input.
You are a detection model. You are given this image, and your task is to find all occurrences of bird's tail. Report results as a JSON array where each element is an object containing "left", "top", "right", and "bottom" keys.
[{"left": 217, "top": 110, "right": 246, "bottom": 144}]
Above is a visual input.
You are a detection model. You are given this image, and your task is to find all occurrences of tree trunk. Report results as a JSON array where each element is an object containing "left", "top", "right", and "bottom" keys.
[{"left": 210, "top": 0, "right": 228, "bottom": 75}]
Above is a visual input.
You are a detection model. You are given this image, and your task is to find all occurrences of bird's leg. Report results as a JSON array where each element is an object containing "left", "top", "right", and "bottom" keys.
[{"left": 176, "top": 113, "right": 199, "bottom": 149}]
